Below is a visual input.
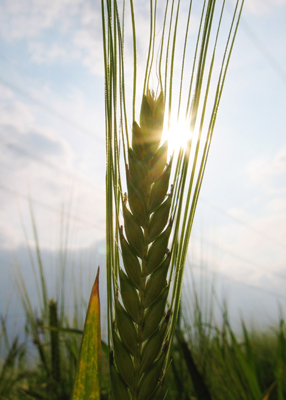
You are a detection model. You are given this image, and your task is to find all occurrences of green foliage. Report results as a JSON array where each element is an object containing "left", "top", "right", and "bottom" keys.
[
  {"left": 176, "top": 329, "right": 212, "bottom": 400},
  {"left": 0, "top": 326, "right": 25, "bottom": 399},
  {"left": 11, "top": 210, "right": 81, "bottom": 399},
  {"left": 1, "top": 231, "right": 286, "bottom": 400},
  {"left": 71, "top": 269, "right": 101, "bottom": 400}
]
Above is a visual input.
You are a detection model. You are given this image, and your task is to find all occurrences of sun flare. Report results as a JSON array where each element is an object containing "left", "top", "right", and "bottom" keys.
[{"left": 162, "top": 119, "right": 192, "bottom": 155}]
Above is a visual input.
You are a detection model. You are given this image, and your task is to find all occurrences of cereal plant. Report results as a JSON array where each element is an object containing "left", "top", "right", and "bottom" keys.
[{"left": 73, "top": 1, "right": 244, "bottom": 399}]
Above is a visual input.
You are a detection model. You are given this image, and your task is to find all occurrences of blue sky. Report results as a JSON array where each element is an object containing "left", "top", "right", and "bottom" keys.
[{"left": 0, "top": 0, "right": 286, "bottom": 333}]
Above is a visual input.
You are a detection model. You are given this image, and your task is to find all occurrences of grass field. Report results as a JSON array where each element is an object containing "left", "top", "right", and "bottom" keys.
[{"left": 1, "top": 240, "right": 285, "bottom": 400}]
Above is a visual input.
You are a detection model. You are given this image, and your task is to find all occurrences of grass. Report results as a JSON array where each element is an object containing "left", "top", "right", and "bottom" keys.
[
  {"left": 1, "top": 222, "right": 286, "bottom": 400},
  {"left": 0, "top": 207, "right": 93, "bottom": 400},
  {"left": 0, "top": 317, "right": 25, "bottom": 400},
  {"left": 1, "top": 294, "right": 285, "bottom": 400}
]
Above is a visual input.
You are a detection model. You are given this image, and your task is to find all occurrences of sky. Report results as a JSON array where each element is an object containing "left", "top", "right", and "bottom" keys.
[{"left": 0, "top": 0, "right": 286, "bottom": 339}]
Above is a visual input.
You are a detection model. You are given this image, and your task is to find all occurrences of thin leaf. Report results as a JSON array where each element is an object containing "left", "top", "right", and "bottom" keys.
[
  {"left": 71, "top": 268, "right": 101, "bottom": 400},
  {"left": 261, "top": 381, "right": 277, "bottom": 400},
  {"left": 176, "top": 329, "right": 212, "bottom": 400}
]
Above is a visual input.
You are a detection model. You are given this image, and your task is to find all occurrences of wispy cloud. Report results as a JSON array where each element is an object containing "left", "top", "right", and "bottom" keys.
[
  {"left": 0, "top": 0, "right": 83, "bottom": 40},
  {"left": 243, "top": 0, "right": 286, "bottom": 15},
  {"left": 0, "top": 92, "right": 105, "bottom": 249},
  {"left": 247, "top": 147, "right": 286, "bottom": 195},
  {"left": 0, "top": 0, "right": 104, "bottom": 75}
]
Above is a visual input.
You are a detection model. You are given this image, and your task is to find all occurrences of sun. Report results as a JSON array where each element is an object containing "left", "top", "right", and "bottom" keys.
[{"left": 162, "top": 118, "right": 192, "bottom": 156}]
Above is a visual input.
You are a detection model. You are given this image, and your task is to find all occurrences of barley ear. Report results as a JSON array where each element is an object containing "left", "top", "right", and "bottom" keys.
[{"left": 112, "top": 91, "right": 172, "bottom": 399}]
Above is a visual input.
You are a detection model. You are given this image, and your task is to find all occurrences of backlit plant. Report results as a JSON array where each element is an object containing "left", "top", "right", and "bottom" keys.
[{"left": 102, "top": 0, "right": 244, "bottom": 399}]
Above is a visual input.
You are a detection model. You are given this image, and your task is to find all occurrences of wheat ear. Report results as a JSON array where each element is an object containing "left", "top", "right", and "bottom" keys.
[{"left": 111, "top": 90, "right": 172, "bottom": 400}]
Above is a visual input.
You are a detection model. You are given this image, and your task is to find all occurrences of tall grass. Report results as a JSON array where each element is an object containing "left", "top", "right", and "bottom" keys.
[
  {"left": 1, "top": 226, "right": 285, "bottom": 399},
  {"left": 9, "top": 208, "right": 91, "bottom": 399},
  {"left": 0, "top": 315, "right": 26, "bottom": 400},
  {"left": 171, "top": 265, "right": 286, "bottom": 400}
]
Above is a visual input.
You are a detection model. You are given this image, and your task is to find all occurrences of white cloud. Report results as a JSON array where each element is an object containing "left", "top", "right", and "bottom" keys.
[
  {"left": 0, "top": 0, "right": 83, "bottom": 40},
  {"left": 0, "top": 94, "right": 105, "bottom": 250},
  {"left": 265, "top": 197, "right": 286, "bottom": 213},
  {"left": 0, "top": 0, "right": 104, "bottom": 75},
  {"left": 243, "top": 0, "right": 286, "bottom": 15},
  {"left": 25, "top": 128, "right": 72, "bottom": 161},
  {"left": 0, "top": 127, "right": 73, "bottom": 197},
  {"left": 0, "top": 85, "right": 14, "bottom": 100},
  {"left": 72, "top": 28, "right": 103, "bottom": 75},
  {"left": 213, "top": 206, "right": 286, "bottom": 283},
  {"left": 28, "top": 42, "right": 68, "bottom": 64},
  {"left": 0, "top": 101, "right": 35, "bottom": 128},
  {"left": 247, "top": 147, "right": 286, "bottom": 195},
  {"left": 0, "top": 101, "right": 72, "bottom": 163},
  {"left": 27, "top": 28, "right": 104, "bottom": 74},
  {"left": 0, "top": 218, "right": 21, "bottom": 249}
]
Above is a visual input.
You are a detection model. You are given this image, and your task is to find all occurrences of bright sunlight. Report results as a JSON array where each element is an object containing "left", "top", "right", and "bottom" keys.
[{"left": 162, "top": 118, "right": 192, "bottom": 155}]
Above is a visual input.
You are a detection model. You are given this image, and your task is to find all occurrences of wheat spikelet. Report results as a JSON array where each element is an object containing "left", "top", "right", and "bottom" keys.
[{"left": 111, "top": 90, "right": 172, "bottom": 400}]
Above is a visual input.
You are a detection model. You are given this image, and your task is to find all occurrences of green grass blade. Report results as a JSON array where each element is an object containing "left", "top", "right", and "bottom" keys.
[
  {"left": 228, "top": 326, "right": 262, "bottom": 399},
  {"left": 49, "top": 300, "right": 61, "bottom": 384},
  {"left": 176, "top": 329, "right": 212, "bottom": 400},
  {"left": 71, "top": 268, "right": 101, "bottom": 400},
  {"left": 276, "top": 318, "right": 286, "bottom": 400},
  {"left": 37, "top": 325, "right": 83, "bottom": 335},
  {"left": 261, "top": 381, "right": 277, "bottom": 400},
  {"left": 13, "top": 258, "right": 50, "bottom": 375},
  {"left": 28, "top": 200, "right": 48, "bottom": 315}
]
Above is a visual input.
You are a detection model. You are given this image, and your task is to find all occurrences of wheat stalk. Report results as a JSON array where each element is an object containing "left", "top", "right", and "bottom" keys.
[{"left": 102, "top": 1, "right": 244, "bottom": 399}]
